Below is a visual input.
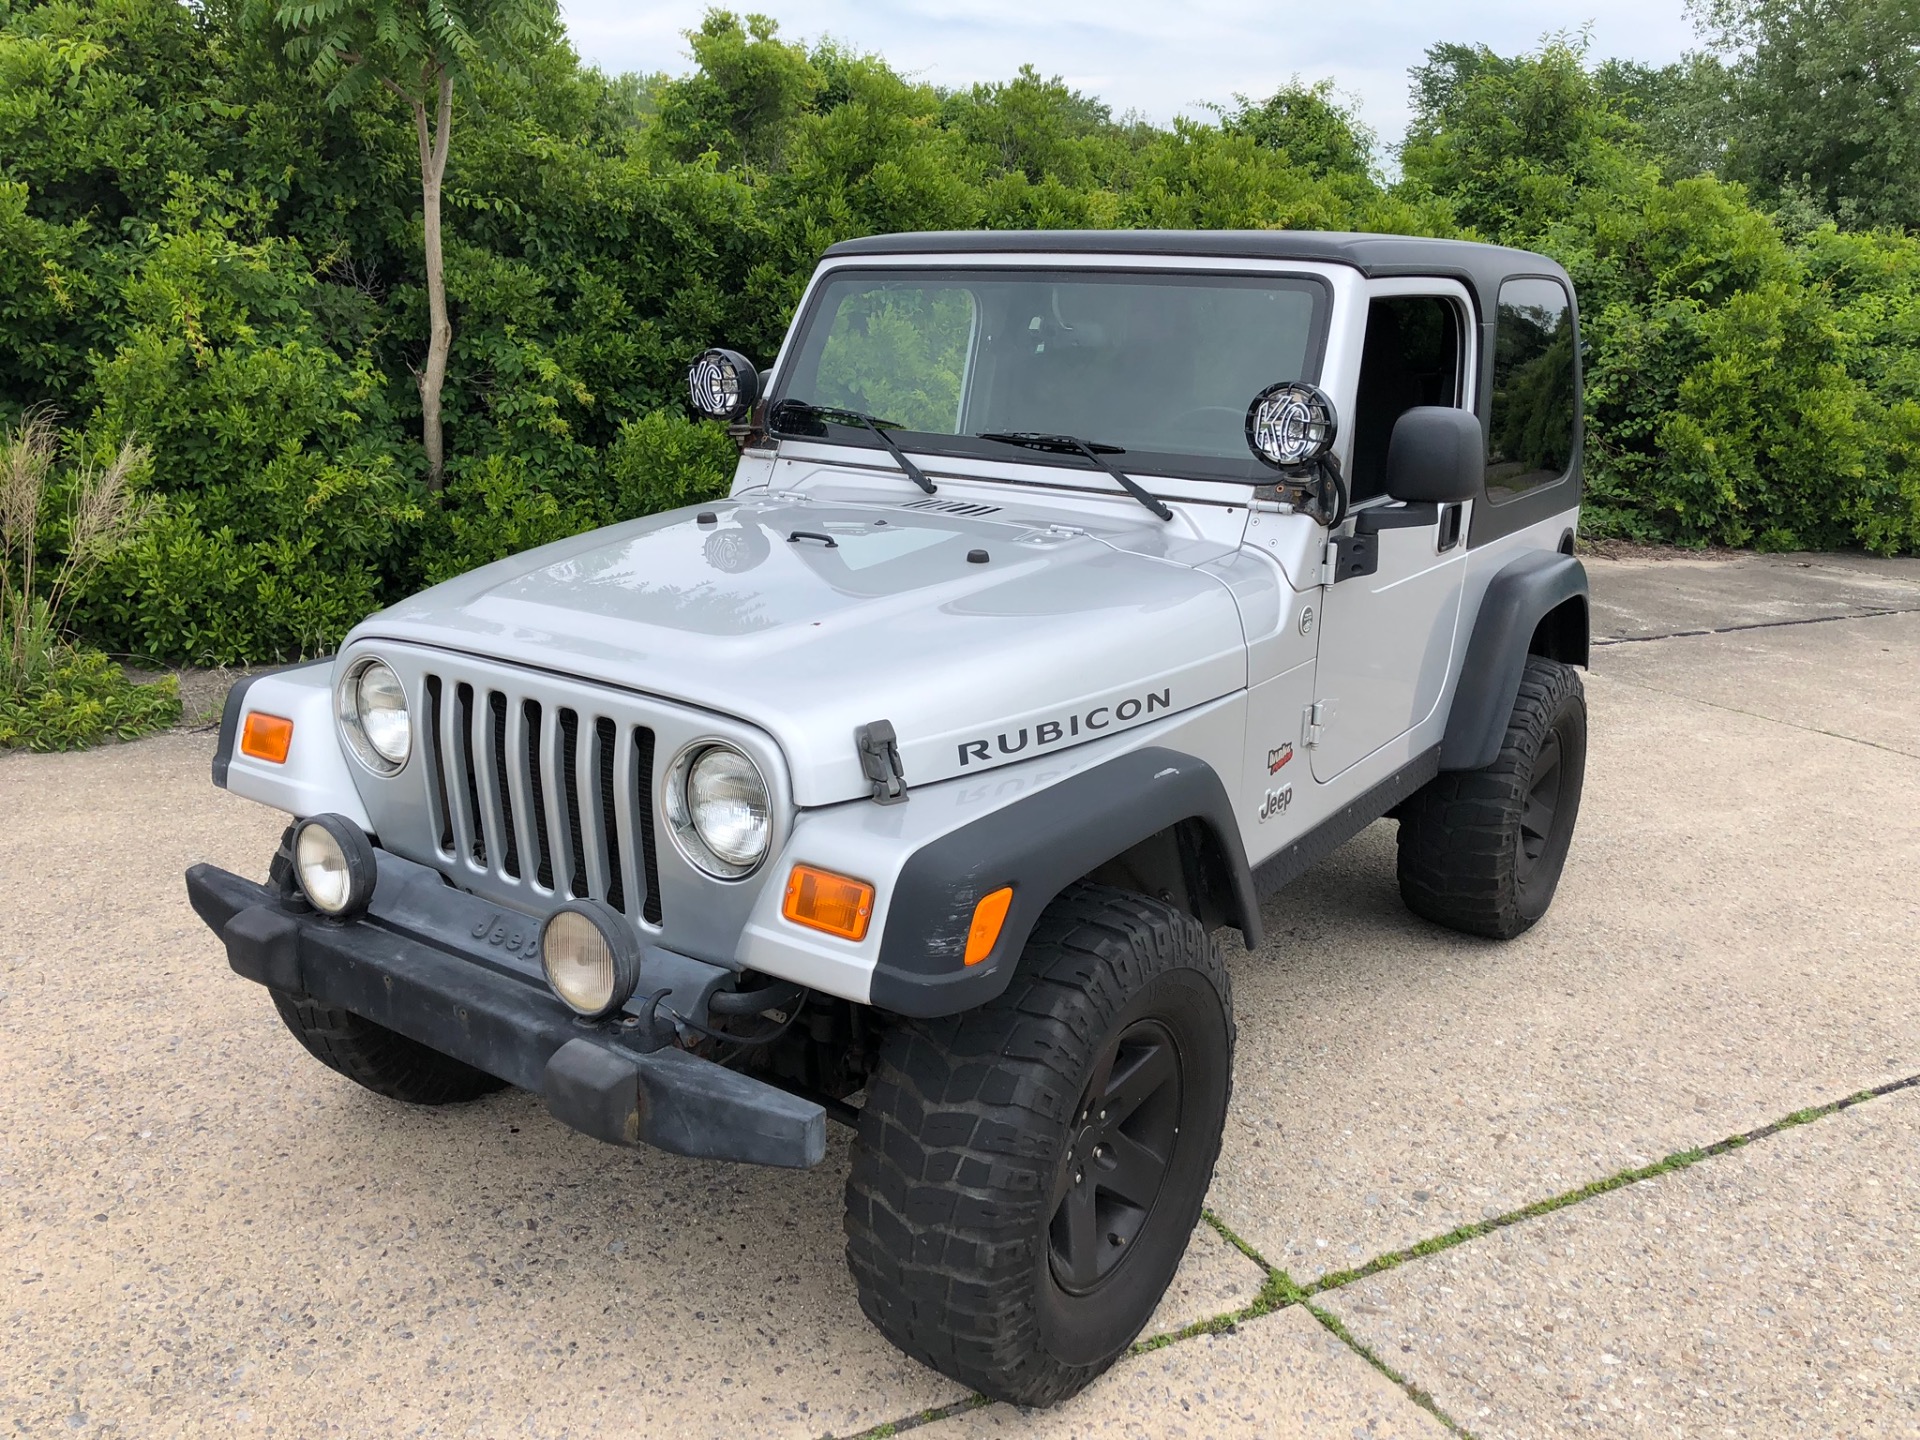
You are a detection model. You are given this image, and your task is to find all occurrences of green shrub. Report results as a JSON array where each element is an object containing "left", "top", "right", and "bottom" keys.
[
  {"left": 606, "top": 409, "right": 737, "bottom": 517},
  {"left": 422, "top": 451, "right": 606, "bottom": 585},
  {"left": 0, "top": 646, "right": 179, "bottom": 751}
]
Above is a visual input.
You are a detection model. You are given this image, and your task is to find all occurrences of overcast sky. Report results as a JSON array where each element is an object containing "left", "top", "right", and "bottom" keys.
[{"left": 559, "top": 1, "right": 1702, "bottom": 150}]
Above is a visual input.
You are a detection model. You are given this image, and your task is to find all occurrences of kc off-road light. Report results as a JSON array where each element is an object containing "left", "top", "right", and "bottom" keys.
[
  {"left": 1245, "top": 381, "right": 1338, "bottom": 469},
  {"left": 540, "top": 900, "right": 643, "bottom": 1019},
  {"left": 291, "top": 814, "right": 378, "bottom": 918},
  {"left": 666, "top": 741, "right": 772, "bottom": 878},
  {"left": 338, "top": 657, "right": 411, "bottom": 774},
  {"left": 687, "top": 348, "right": 760, "bottom": 422}
]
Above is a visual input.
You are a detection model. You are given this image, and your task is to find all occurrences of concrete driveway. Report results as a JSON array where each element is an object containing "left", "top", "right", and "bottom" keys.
[{"left": 3, "top": 551, "right": 1916, "bottom": 1438}]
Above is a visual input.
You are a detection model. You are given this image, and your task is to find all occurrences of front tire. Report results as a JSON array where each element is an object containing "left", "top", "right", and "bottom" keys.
[
  {"left": 269, "top": 989, "right": 508, "bottom": 1106},
  {"left": 1397, "top": 655, "right": 1587, "bottom": 939},
  {"left": 844, "top": 884, "right": 1234, "bottom": 1406}
]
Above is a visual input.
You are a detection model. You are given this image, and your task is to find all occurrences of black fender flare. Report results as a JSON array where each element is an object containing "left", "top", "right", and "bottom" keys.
[
  {"left": 1441, "top": 550, "right": 1590, "bottom": 772},
  {"left": 868, "top": 746, "right": 1260, "bottom": 1018}
]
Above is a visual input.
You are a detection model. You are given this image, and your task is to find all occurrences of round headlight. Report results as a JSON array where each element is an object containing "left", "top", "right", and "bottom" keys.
[
  {"left": 665, "top": 742, "right": 771, "bottom": 878},
  {"left": 339, "top": 658, "right": 411, "bottom": 774},
  {"left": 292, "top": 814, "right": 378, "bottom": 917},
  {"left": 540, "top": 900, "right": 642, "bottom": 1019},
  {"left": 1245, "top": 381, "right": 1338, "bottom": 470}
]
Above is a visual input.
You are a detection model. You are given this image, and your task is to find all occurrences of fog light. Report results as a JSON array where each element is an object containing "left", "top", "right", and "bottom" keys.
[
  {"left": 540, "top": 900, "right": 643, "bottom": 1019},
  {"left": 292, "top": 814, "right": 378, "bottom": 917}
]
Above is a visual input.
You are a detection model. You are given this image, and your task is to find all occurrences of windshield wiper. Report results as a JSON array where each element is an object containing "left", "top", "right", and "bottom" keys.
[
  {"left": 975, "top": 433, "right": 1173, "bottom": 521},
  {"left": 770, "top": 400, "right": 936, "bottom": 494}
]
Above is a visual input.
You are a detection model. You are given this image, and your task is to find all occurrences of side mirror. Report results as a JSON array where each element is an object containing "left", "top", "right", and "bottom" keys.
[
  {"left": 1385, "top": 407, "right": 1482, "bottom": 504},
  {"left": 688, "top": 348, "right": 759, "bottom": 422},
  {"left": 1245, "top": 381, "right": 1337, "bottom": 470}
]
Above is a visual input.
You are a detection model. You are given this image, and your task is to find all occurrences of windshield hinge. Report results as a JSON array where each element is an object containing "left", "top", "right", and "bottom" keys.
[{"left": 856, "top": 720, "right": 908, "bottom": 805}]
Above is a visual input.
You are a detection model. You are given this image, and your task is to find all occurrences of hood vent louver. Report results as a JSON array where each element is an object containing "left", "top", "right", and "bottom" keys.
[{"left": 900, "top": 497, "right": 1001, "bottom": 517}]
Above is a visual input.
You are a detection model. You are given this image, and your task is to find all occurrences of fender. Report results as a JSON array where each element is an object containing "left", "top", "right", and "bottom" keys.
[
  {"left": 1441, "top": 551, "right": 1589, "bottom": 771},
  {"left": 212, "top": 658, "right": 373, "bottom": 828},
  {"left": 868, "top": 747, "right": 1260, "bottom": 1018}
]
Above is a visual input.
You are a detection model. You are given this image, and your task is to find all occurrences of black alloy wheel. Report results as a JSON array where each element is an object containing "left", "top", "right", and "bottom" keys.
[
  {"left": 845, "top": 884, "right": 1235, "bottom": 1407},
  {"left": 1395, "top": 655, "right": 1588, "bottom": 940},
  {"left": 1516, "top": 726, "right": 1565, "bottom": 882},
  {"left": 1049, "top": 1019, "right": 1183, "bottom": 1294}
]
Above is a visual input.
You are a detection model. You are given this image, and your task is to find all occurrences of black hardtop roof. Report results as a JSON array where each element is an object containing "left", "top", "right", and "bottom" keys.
[{"left": 821, "top": 230, "right": 1573, "bottom": 317}]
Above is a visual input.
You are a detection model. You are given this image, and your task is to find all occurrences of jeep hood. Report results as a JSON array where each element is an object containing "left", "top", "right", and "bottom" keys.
[{"left": 356, "top": 493, "right": 1247, "bottom": 805}]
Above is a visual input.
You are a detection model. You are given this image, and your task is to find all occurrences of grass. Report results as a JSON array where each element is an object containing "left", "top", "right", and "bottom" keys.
[
  {"left": 1, "top": 412, "right": 175, "bottom": 752},
  {"left": 833, "top": 1070, "right": 1920, "bottom": 1440}
]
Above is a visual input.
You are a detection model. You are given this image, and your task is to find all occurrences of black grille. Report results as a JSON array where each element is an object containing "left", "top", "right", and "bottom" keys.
[
  {"left": 523, "top": 701, "right": 554, "bottom": 890},
  {"left": 596, "top": 717, "right": 624, "bottom": 914},
  {"left": 558, "top": 708, "right": 587, "bottom": 898},
  {"left": 488, "top": 691, "right": 519, "bottom": 879},
  {"left": 419, "top": 676, "right": 660, "bottom": 922},
  {"left": 634, "top": 727, "right": 662, "bottom": 925},
  {"left": 425, "top": 676, "right": 453, "bottom": 853},
  {"left": 454, "top": 683, "right": 486, "bottom": 865}
]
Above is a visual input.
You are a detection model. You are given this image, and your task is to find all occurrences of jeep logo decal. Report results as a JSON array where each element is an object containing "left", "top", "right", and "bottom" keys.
[
  {"left": 957, "top": 690, "right": 1172, "bottom": 766},
  {"left": 470, "top": 912, "right": 535, "bottom": 955},
  {"left": 1258, "top": 784, "right": 1293, "bottom": 822}
]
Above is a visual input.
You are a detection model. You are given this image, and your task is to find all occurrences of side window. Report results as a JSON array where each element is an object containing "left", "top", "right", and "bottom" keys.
[
  {"left": 1348, "top": 296, "right": 1461, "bottom": 503},
  {"left": 1487, "top": 278, "right": 1576, "bottom": 500}
]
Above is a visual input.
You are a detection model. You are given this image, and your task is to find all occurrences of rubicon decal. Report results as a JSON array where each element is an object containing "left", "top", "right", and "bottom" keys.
[
  {"left": 958, "top": 690, "right": 1173, "bottom": 766},
  {"left": 1267, "top": 742, "right": 1294, "bottom": 775}
]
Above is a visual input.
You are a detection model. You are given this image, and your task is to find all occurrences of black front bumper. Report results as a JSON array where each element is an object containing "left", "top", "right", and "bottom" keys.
[{"left": 185, "top": 857, "right": 825, "bottom": 1169}]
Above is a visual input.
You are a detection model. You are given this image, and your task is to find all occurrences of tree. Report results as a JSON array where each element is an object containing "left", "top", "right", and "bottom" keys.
[
  {"left": 255, "top": 0, "right": 552, "bottom": 489},
  {"left": 1220, "top": 79, "right": 1377, "bottom": 180},
  {"left": 1594, "top": 54, "right": 1737, "bottom": 181},
  {"left": 1693, "top": 0, "right": 1920, "bottom": 230},
  {"left": 1399, "top": 37, "right": 1644, "bottom": 243},
  {"left": 648, "top": 12, "right": 818, "bottom": 171}
]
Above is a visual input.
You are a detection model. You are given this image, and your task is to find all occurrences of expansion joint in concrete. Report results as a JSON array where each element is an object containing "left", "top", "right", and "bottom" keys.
[
  {"left": 1592, "top": 604, "right": 1920, "bottom": 647},
  {"left": 834, "top": 1071, "right": 1920, "bottom": 1439}
]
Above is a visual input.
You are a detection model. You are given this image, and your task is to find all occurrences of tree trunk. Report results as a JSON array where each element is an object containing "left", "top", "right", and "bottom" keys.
[{"left": 414, "top": 72, "right": 455, "bottom": 492}]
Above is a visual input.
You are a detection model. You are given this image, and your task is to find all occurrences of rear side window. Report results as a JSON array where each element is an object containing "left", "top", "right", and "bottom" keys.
[{"left": 1486, "top": 278, "right": 1576, "bottom": 500}]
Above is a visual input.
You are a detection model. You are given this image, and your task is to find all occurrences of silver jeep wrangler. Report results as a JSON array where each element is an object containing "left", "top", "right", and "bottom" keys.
[{"left": 187, "top": 229, "right": 1589, "bottom": 1405}]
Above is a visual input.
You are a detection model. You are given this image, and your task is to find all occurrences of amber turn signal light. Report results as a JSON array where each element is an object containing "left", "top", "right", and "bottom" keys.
[
  {"left": 964, "top": 886, "right": 1014, "bottom": 966},
  {"left": 240, "top": 712, "right": 294, "bottom": 764},
  {"left": 782, "top": 865, "right": 875, "bottom": 942}
]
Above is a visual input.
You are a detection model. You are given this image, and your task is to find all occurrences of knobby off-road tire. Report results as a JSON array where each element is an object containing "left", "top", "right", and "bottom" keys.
[
  {"left": 269, "top": 988, "right": 508, "bottom": 1105},
  {"left": 845, "top": 884, "right": 1235, "bottom": 1407},
  {"left": 1397, "top": 655, "right": 1588, "bottom": 939}
]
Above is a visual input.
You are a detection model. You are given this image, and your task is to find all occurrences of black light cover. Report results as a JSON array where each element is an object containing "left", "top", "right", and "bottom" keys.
[
  {"left": 1245, "top": 381, "right": 1338, "bottom": 470},
  {"left": 291, "top": 813, "right": 379, "bottom": 918},
  {"left": 688, "top": 348, "right": 760, "bottom": 421}
]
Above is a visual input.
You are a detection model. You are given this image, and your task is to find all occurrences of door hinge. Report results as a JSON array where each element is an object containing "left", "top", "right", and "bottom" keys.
[
  {"left": 856, "top": 719, "right": 908, "bottom": 804},
  {"left": 1303, "top": 700, "right": 1331, "bottom": 749},
  {"left": 1319, "top": 540, "right": 1338, "bottom": 588}
]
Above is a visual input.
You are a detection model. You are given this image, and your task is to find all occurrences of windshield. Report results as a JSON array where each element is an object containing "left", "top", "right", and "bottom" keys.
[{"left": 770, "top": 267, "right": 1330, "bottom": 484}]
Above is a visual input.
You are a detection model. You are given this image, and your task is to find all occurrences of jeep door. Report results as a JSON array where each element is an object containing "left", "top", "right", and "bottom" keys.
[{"left": 1308, "top": 279, "right": 1475, "bottom": 782}]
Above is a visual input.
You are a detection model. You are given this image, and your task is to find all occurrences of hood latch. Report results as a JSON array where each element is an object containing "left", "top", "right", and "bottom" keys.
[{"left": 856, "top": 720, "right": 908, "bottom": 805}]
